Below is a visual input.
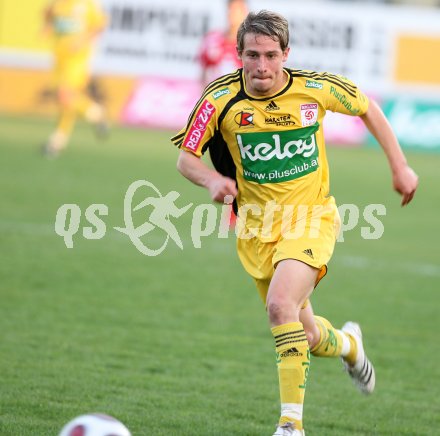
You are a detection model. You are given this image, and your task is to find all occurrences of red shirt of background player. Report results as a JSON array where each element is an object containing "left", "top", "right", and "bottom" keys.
[
  {"left": 199, "top": 30, "right": 243, "bottom": 86},
  {"left": 198, "top": 0, "right": 248, "bottom": 87}
]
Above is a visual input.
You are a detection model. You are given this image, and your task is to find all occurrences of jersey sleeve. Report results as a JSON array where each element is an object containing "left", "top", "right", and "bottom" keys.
[
  {"left": 170, "top": 96, "right": 218, "bottom": 157},
  {"left": 321, "top": 73, "right": 369, "bottom": 116}
]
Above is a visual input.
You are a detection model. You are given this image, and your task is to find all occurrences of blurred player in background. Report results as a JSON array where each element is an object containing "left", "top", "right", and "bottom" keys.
[
  {"left": 199, "top": 0, "right": 248, "bottom": 88},
  {"left": 42, "top": 0, "right": 107, "bottom": 157},
  {"left": 173, "top": 10, "right": 418, "bottom": 436}
]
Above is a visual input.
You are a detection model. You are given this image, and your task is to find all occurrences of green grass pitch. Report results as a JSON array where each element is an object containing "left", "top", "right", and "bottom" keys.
[{"left": 0, "top": 114, "right": 439, "bottom": 435}]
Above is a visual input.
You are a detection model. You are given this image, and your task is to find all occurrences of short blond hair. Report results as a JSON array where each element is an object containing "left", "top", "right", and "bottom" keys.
[{"left": 237, "top": 10, "right": 289, "bottom": 52}]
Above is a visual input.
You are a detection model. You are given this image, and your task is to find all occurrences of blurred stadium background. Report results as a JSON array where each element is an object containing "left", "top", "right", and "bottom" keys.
[
  {"left": 1, "top": 0, "right": 440, "bottom": 147},
  {"left": 1, "top": 0, "right": 439, "bottom": 435}
]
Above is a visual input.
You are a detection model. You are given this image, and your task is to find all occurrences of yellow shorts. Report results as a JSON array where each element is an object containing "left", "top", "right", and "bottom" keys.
[
  {"left": 237, "top": 199, "right": 340, "bottom": 303},
  {"left": 54, "top": 53, "right": 90, "bottom": 90}
]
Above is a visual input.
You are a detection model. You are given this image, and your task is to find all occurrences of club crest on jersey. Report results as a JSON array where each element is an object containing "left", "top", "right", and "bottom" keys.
[
  {"left": 300, "top": 103, "right": 318, "bottom": 127},
  {"left": 235, "top": 111, "right": 254, "bottom": 127},
  {"left": 183, "top": 99, "right": 215, "bottom": 151}
]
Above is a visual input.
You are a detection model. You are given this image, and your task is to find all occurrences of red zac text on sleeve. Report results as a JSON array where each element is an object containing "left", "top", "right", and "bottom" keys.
[{"left": 183, "top": 99, "right": 216, "bottom": 152}]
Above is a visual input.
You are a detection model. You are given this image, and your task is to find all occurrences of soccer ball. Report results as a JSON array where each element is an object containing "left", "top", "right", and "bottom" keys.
[{"left": 59, "top": 413, "right": 131, "bottom": 436}]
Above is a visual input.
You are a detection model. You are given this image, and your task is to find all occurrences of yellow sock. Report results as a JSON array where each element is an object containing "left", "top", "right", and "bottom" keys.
[
  {"left": 310, "top": 316, "right": 343, "bottom": 357},
  {"left": 57, "top": 107, "right": 76, "bottom": 138},
  {"left": 272, "top": 322, "right": 310, "bottom": 430},
  {"left": 48, "top": 108, "right": 76, "bottom": 151},
  {"left": 311, "top": 316, "right": 358, "bottom": 364}
]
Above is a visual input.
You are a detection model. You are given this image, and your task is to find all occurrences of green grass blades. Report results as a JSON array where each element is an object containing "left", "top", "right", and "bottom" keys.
[{"left": 0, "top": 114, "right": 438, "bottom": 435}]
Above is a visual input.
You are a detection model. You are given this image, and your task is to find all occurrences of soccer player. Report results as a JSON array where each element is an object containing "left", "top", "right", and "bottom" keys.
[
  {"left": 42, "top": 0, "right": 107, "bottom": 157},
  {"left": 199, "top": 0, "right": 248, "bottom": 87},
  {"left": 172, "top": 10, "right": 418, "bottom": 435}
]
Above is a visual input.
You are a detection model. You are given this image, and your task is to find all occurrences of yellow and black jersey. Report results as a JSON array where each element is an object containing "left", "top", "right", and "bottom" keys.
[{"left": 171, "top": 68, "right": 369, "bottom": 240}]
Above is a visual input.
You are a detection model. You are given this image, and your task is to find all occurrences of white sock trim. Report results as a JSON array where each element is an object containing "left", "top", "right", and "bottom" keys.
[
  {"left": 338, "top": 329, "right": 351, "bottom": 356},
  {"left": 85, "top": 103, "right": 104, "bottom": 123},
  {"left": 281, "top": 403, "right": 303, "bottom": 421},
  {"left": 49, "top": 131, "right": 68, "bottom": 150}
]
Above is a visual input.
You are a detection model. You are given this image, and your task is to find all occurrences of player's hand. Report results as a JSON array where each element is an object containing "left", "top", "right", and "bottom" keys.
[
  {"left": 392, "top": 164, "right": 418, "bottom": 206},
  {"left": 207, "top": 174, "right": 237, "bottom": 203}
]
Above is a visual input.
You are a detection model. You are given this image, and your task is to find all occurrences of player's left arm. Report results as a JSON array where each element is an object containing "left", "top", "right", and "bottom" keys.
[{"left": 360, "top": 99, "right": 418, "bottom": 206}]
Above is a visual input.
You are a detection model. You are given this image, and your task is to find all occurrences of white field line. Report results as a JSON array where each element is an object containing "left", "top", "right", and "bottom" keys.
[{"left": 336, "top": 255, "right": 440, "bottom": 277}]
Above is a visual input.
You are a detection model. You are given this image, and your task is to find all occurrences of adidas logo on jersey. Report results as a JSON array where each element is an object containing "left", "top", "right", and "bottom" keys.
[
  {"left": 265, "top": 100, "right": 280, "bottom": 111},
  {"left": 303, "top": 248, "right": 314, "bottom": 259}
]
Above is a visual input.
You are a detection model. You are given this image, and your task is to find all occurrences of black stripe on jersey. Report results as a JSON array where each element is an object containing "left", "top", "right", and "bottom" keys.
[
  {"left": 193, "top": 70, "right": 242, "bottom": 118},
  {"left": 171, "top": 134, "right": 184, "bottom": 147},
  {"left": 290, "top": 70, "right": 357, "bottom": 98},
  {"left": 321, "top": 72, "right": 356, "bottom": 90},
  {"left": 171, "top": 71, "right": 242, "bottom": 146},
  {"left": 293, "top": 69, "right": 357, "bottom": 91},
  {"left": 171, "top": 72, "right": 241, "bottom": 146},
  {"left": 203, "top": 70, "right": 242, "bottom": 98},
  {"left": 171, "top": 70, "right": 241, "bottom": 143},
  {"left": 217, "top": 90, "right": 246, "bottom": 128},
  {"left": 292, "top": 69, "right": 357, "bottom": 93},
  {"left": 291, "top": 71, "right": 357, "bottom": 98}
]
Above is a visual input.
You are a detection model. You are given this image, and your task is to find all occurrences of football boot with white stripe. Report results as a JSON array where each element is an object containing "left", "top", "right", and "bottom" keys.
[{"left": 341, "top": 321, "right": 375, "bottom": 395}]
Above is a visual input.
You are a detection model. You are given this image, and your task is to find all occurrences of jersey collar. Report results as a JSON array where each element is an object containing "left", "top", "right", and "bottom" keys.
[{"left": 241, "top": 68, "right": 293, "bottom": 101}]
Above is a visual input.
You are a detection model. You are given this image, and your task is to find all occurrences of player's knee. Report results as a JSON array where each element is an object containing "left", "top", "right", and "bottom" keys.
[
  {"left": 267, "top": 300, "right": 284, "bottom": 324},
  {"left": 267, "top": 297, "right": 301, "bottom": 325}
]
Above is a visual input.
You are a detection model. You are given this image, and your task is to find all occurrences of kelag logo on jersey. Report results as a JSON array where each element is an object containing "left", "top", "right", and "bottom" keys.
[
  {"left": 236, "top": 124, "right": 320, "bottom": 184},
  {"left": 305, "top": 80, "right": 323, "bottom": 90},
  {"left": 212, "top": 88, "right": 230, "bottom": 99}
]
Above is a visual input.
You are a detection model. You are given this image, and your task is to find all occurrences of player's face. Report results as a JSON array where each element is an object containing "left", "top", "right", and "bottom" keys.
[{"left": 239, "top": 33, "right": 289, "bottom": 97}]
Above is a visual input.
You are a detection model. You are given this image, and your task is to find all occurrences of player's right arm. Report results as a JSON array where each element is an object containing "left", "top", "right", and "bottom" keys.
[
  {"left": 177, "top": 150, "right": 237, "bottom": 203},
  {"left": 320, "top": 71, "right": 418, "bottom": 206}
]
